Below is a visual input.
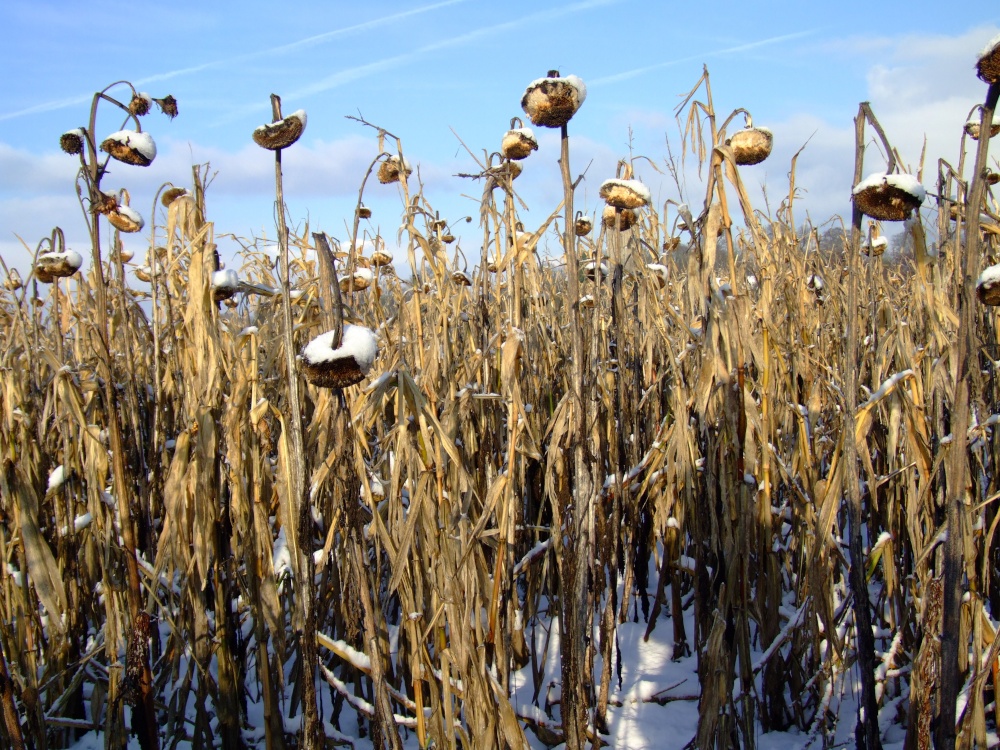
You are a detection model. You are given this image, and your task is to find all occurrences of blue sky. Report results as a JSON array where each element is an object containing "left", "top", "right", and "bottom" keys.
[{"left": 1, "top": 0, "right": 998, "bottom": 272}]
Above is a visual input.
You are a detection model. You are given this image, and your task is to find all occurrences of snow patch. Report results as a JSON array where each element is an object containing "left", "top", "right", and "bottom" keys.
[
  {"left": 852, "top": 172, "right": 926, "bottom": 203},
  {"left": 103, "top": 129, "right": 157, "bottom": 162},
  {"left": 302, "top": 324, "right": 378, "bottom": 373},
  {"left": 48, "top": 465, "right": 67, "bottom": 491}
]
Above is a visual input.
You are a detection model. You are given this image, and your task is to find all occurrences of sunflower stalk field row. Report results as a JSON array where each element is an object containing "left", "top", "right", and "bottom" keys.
[{"left": 3, "top": 55, "right": 1000, "bottom": 750}]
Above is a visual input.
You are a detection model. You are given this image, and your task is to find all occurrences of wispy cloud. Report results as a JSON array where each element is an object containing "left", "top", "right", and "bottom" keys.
[
  {"left": 589, "top": 29, "right": 819, "bottom": 86},
  {"left": 0, "top": 0, "right": 469, "bottom": 122}
]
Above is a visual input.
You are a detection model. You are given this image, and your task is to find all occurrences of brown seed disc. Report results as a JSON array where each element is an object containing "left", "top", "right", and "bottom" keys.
[
  {"left": 213, "top": 286, "right": 238, "bottom": 303},
  {"left": 977, "top": 42, "right": 1000, "bottom": 83},
  {"left": 161, "top": 187, "right": 188, "bottom": 207},
  {"left": 521, "top": 78, "right": 583, "bottom": 128},
  {"left": 602, "top": 205, "right": 637, "bottom": 230},
  {"left": 100, "top": 138, "right": 153, "bottom": 167},
  {"left": 978, "top": 278, "right": 1000, "bottom": 305},
  {"left": 60, "top": 130, "right": 84, "bottom": 155},
  {"left": 599, "top": 180, "right": 649, "bottom": 210},
  {"left": 35, "top": 254, "right": 79, "bottom": 282},
  {"left": 107, "top": 210, "right": 143, "bottom": 233},
  {"left": 501, "top": 130, "right": 538, "bottom": 160},
  {"left": 378, "top": 156, "right": 412, "bottom": 184},
  {"left": 303, "top": 357, "right": 367, "bottom": 388},
  {"left": 252, "top": 112, "right": 306, "bottom": 150},
  {"left": 852, "top": 184, "right": 922, "bottom": 221}
]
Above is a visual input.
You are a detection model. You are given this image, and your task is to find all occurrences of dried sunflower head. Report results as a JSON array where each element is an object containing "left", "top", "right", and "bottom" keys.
[
  {"left": 107, "top": 205, "right": 144, "bottom": 233},
  {"left": 91, "top": 191, "right": 119, "bottom": 215},
  {"left": 252, "top": 110, "right": 307, "bottom": 150},
  {"left": 727, "top": 126, "right": 773, "bottom": 166},
  {"left": 302, "top": 325, "right": 379, "bottom": 389},
  {"left": 129, "top": 92, "right": 153, "bottom": 117},
  {"left": 154, "top": 95, "right": 179, "bottom": 119},
  {"left": 101, "top": 130, "right": 157, "bottom": 167},
  {"left": 35, "top": 250, "right": 83, "bottom": 283},
  {"left": 60, "top": 128, "right": 86, "bottom": 155},
  {"left": 501, "top": 118, "right": 538, "bottom": 160},
  {"left": 851, "top": 173, "right": 925, "bottom": 222},
  {"left": 977, "top": 36, "right": 1000, "bottom": 83},
  {"left": 161, "top": 187, "right": 189, "bottom": 207},
  {"left": 377, "top": 154, "right": 412, "bottom": 184},
  {"left": 521, "top": 71, "right": 586, "bottom": 128}
]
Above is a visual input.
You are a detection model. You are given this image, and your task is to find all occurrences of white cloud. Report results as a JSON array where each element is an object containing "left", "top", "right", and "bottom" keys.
[{"left": 0, "top": 142, "right": 80, "bottom": 193}]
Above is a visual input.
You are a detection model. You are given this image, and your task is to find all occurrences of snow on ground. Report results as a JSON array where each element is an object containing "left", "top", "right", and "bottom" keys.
[{"left": 65, "top": 578, "right": 935, "bottom": 749}]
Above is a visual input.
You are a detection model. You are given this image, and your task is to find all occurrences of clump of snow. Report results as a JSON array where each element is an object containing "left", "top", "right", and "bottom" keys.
[
  {"left": 386, "top": 154, "right": 411, "bottom": 170},
  {"left": 564, "top": 74, "right": 587, "bottom": 103},
  {"left": 525, "top": 73, "right": 587, "bottom": 104},
  {"left": 114, "top": 205, "right": 144, "bottom": 230},
  {"left": 852, "top": 172, "right": 926, "bottom": 203},
  {"left": 364, "top": 371, "right": 395, "bottom": 393},
  {"left": 272, "top": 526, "right": 292, "bottom": 578},
  {"left": 284, "top": 109, "right": 307, "bottom": 128},
  {"left": 980, "top": 32, "right": 1000, "bottom": 58},
  {"left": 103, "top": 130, "right": 157, "bottom": 163},
  {"left": 978, "top": 263, "right": 1000, "bottom": 287},
  {"left": 302, "top": 324, "right": 379, "bottom": 372},
  {"left": 48, "top": 465, "right": 67, "bottom": 491},
  {"left": 859, "top": 370, "right": 914, "bottom": 410},
  {"left": 318, "top": 633, "right": 373, "bottom": 671},
  {"left": 39, "top": 250, "right": 84, "bottom": 270},
  {"left": 60, "top": 513, "right": 93, "bottom": 536},
  {"left": 966, "top": 112, "right": 1000, "bottom": 127},
  {"left": 870, "top": 531, "right": 892, "bottom": 554},
  {"left": 600, "top": 178, "right": 652, "bottom": 205},
  {"left": 6, "top": 565, "right": 23, "bottom": 588},
  {"left": 212, "top": 269, "right": 239, "bottom": 290},
  {"left": 510, "top": 127, "right": 536, "bottom": 142}
]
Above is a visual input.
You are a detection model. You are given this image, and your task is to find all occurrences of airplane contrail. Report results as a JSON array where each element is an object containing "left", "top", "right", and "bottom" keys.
[
  {"left": 0, "top": 0, "right": 469, "bottom": 122},
  {"left": 589, "top": 29, "right": 819, "bottom": 87},
  {"left": 275, "top": 0, "right": 619, "bottom": 105}
]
